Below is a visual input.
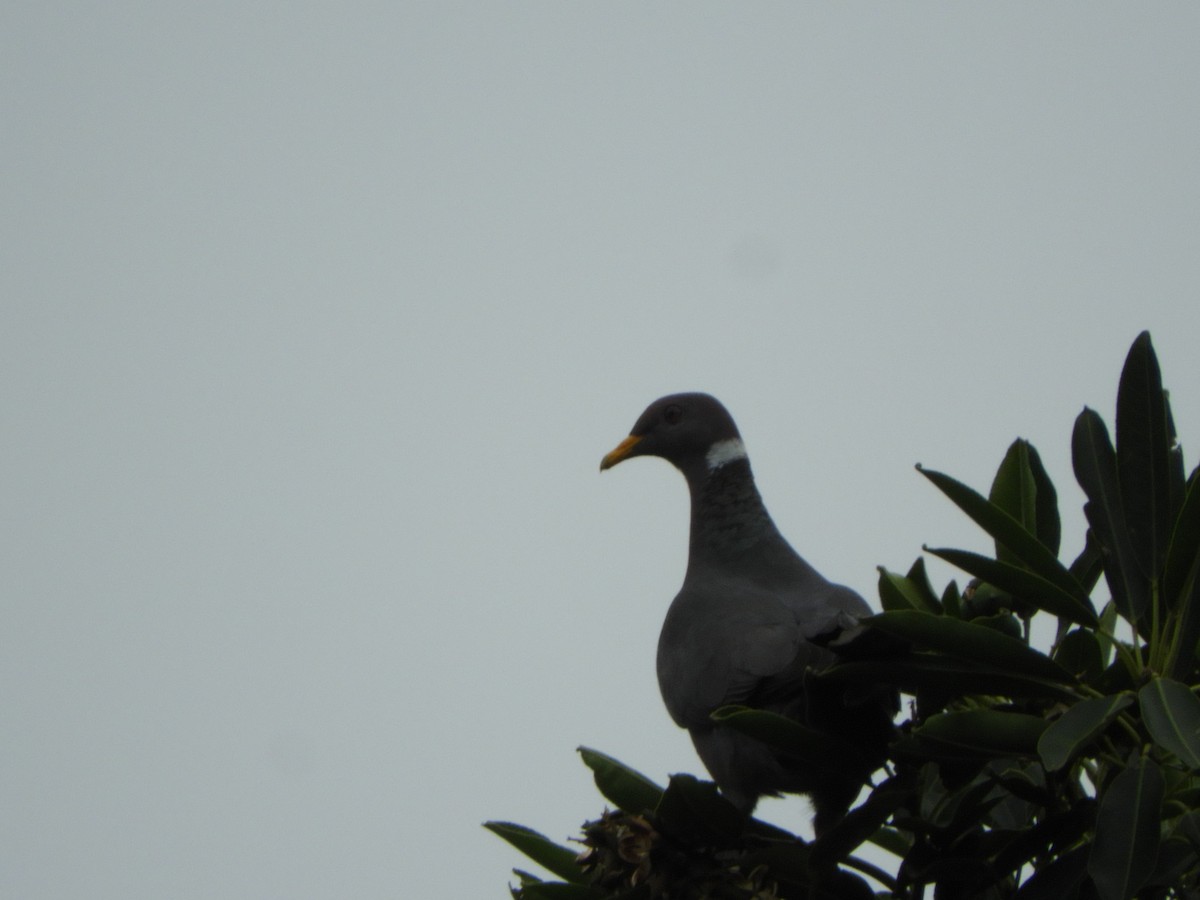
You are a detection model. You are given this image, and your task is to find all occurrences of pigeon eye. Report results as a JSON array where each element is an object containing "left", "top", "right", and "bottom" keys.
[{"left": 663, "top": 404, "right": 683, "bottom": 424}]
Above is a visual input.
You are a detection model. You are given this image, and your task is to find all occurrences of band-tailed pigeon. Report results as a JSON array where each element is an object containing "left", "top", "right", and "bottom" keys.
[{"left": 601, "top": 392, "right": 895, "bottom": 831}]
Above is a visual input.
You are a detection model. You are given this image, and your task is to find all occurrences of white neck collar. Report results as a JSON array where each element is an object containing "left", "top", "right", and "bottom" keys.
[{"left": 705, "top": 438, "right": 748, "bottom": 470}]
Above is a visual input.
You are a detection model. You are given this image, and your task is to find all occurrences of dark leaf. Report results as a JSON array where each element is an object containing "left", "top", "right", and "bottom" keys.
[
  {"left": 1096, "top": 600, "right": 1119, "bottom": 669},
  {"left": 811, "top": 771, "right": 916, "bottom": 864},
  {"left": 822, "top": 657, "right": 1077, "bottom": 702},
  {"left": 1027, "top": 442, "right": 1063, "bottom": 556},
  {"left": 1015, "top": 845, "right": 1089, "bottom": 900},
  {"left": 941, "top": 579, "right": 962, "bottom": 618},
  {"left": 654, "top": 774, "right": 742, "bottom": 844},
  {"left": 877, "top": 566, "right": 939, "bottom": 613},
  {"left": 865, "top": 610, "right": 1073, "bottom": 683},
  {"left": 1148, "top": 836, "right": 1196, "bottom": 888},
  {"left": 918, "top": 465, "right": 1090, "bottom": 610},
  {"left": 915, "top": 710, "right": 1048, "bottom": 757},
  {"left": 1073, "top": 408, "right": 1149, "bottom": 622},
  {"left": 1163, "top": 471, "right": 1200, "bottom": 609},
  {"left": 990, "top": 439, "right": 1040, "bottom": 564},
  {"left": 711, "top": 706, "right": 865, "bottom": 771},
  {"left": 992, "top": 802, "right": 1096, "bottom": 885},
  {"left": 1166, "top": 392, "right": 1187, "bottom": 533},
  {"left": 926, "top": 546, "right": 1098, "bottom": 627},
  {"left": 1037, "top": 694, "right": 1133, "bottom": 771},
  {"left": 1116, "top": 330, "right": 1173, "bottom": 579},
  {"left": 1053, "top": 629, "right": 1104, "bottom": 683},
  {"left": 906, "top": 556, "right": 943, "bottom": 612},
  {"left": 1068, "top": 530, "right": 1105, "bottom": 598},
  {"left": 1139, "top": 677, "right": 1200, "bottom": 769},
  {"left": 1167, "top": 472, "right": 1200, "bottom": 681},
  {"left": 576, "top": 747, "right": 663, "bottom": 814},
  {"left": 868, "top": 825, "right": 912, "bottom": 858},
  {"left": 1087, "top": 754, "right": 1164, "bottom": 900},
  {"left": 483, "top": 822, "right": 587, "bottom": 885}
]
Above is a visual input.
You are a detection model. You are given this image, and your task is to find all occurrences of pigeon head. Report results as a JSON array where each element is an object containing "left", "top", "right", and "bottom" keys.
[{"left": 600, "top": 392, "right": 747, "bottom": 480}]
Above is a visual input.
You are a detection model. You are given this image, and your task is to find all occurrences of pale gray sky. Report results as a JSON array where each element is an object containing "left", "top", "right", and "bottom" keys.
[{"left": 3, "top": 5, "right": 1199, "bottom": 898}]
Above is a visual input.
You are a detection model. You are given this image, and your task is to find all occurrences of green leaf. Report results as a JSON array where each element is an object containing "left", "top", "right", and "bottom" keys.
[
  {"left": 1116, "top": 331, "right": 1174, "bottom": 580},
  {"left": 1138, "top": 677, "right": 1200, "bottom": 769},
  {"left": 868, "top": 825, "right": 913, "bottom": 858},
  {"left": 865, "top": 610, "right": 1073, "bottom": 683},
  {"left": 1087, "top": 754, "right": 1164, "bottom": 900},
  {"left": 1027, "top": 442, "right": 1063, "bottom": 557},
  {"left": 1096, "top": 600, "right": 1119, "bottom": 668},
  {"left": 822, "top": 657, "right": 1077, "bottom": 701},
  {"left": 710, "top": 706, "right": 864, "bottom": 770},
  {"left": 654, "top": 774, "right": 743, "bottom": 844},
  {"left": 990, "top": 439, "right": 1040, "bottom": 564},
  {"left": 1068, "top": 530, "right": 1105, "bottom": 599},
  {"left": 915, "top": 710, "right": 1049, "bottom": 757},
  {"left": 576, "top": 747, "right": 663, "bottom": 814},
  {"left": 1015, "top": 845, "right": 1088, "bottom": 899},
  {"left": 941, "top": 579, "right": 962, "bottom": 618},
  {"left": 906, "top": 556, "right": 943, "bottom": 612},
  {"left": 1073, "top": 408, "right": 1149, "bottom": 623},
  {"left": 1037, "top": 694, "right": 1133, "bottom": 771},
  {"left": 1053, "top": 629, "right": 1104, "bottom": 683},
  {"left": 1163, "top": 472, "right": 1200, "bottom": 608},
  {"left": 877, "top": 566, "right": 939, "bottom": 613},
  {"left": 811, "top": 772, "right": 916, "bottom": 865},
  {"left": 926, "top": 546, "right": 1098, "bottom": 627},
  {"left": 918, "top": 465, "right": 1089, "bottom": 611},
  {"left": 1149, "top": 836, "right": 1197, "bottom": 887},
  {"left": 483, "top": 822, "right": 587, "bottom": 885}
]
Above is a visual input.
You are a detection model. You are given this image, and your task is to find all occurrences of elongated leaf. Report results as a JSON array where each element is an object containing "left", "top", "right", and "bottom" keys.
[
  {"left": 1073, "top": 408, "right": 1149, "bottom": 622},
  {"left": 1139, "top": 677, "right": 1200, "bottom": 769},
  {"left": 1068, "top": 530, "right": 1105, "bottom": 598},
  {"left": 1096, "top": 600, "right": 1119, "bottom": 668},
  {"left": 811, "top": 772, "right": 915, "bottom": 864},
  {"left": 483, "top": 822, "right": 587, "bottom": 885},
  {"left": 1037, "top": 694, "right": 1133, "bottom": 771},
  {"left": 1027, "top": 442, "right": 1062, "bottom": 556},
  {"left": 821, "top": 657, "right": 1076, "bottom": 701},
  {"left": 1163, "top": 473, "right": 1200, "bottom": 608},
  {"left": 711, "top": 706, "right": 864, "bottom": 769},
  {"left": 1149, "top": 836, "right": 1197, "bottom": 887},
  {"left": 1087, "top": 755, "right": 1164, "bottom": 900},
  {"left": 1168, "top": 472, "right": 1200, "bottom": 681},
  {"left": 991, "top": 440, "right": 1040, "bottom": 565},
  {"left": 941, "top": 579, "right": 962, "bottom": 618},
  {"left": 906, "top": 556, "right": 943, "bottom": 611},
  {"left": 865, "top": 610, "right": 1073, "bottom": 682},
  {"left": 877, "top": 567, "right": 938, "bottom": 613},
  {"left": 1016, "top": 845, "right": 1089, "bottom": 899},
  {"left": 577, "top": 747, "right": 663, "bottom": 814},
  {"left": 655, "top": 774, "right": 743, "bottom": 843},
  {"left": 1052, "top": 629, "right": 1103, "bottom": 683},
  {"left": 918, "top": 466, "right": 1089, "bottom": 609},
  {"left": 1116, "top": 331, "right": 1173, "bottom": 579},
  {"left": 926, "top": 546, "right": 1098, "bottom": 626},
  {"left": 869, "top": 825, "right": 913, "bottom": 858},
  {"left": 915, "top": 710, "right": 1048, "bottom": 757},
  {"left": 1166, "top": 391, "right": 1187, "bottom": 517}
]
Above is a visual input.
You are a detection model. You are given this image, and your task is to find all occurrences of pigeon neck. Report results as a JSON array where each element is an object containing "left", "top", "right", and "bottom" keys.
[{"left": 686, "top": 459, "right": 778, "bottom": 561}]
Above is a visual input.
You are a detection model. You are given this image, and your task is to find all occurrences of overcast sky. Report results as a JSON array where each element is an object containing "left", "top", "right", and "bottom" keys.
[{"left": 3, "top": 5, "right": 1199, "bottom": 898}]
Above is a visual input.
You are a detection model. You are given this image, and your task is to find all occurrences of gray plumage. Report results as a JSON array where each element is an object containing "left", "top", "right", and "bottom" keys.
[{"left": 601, "top": 393, "right": 895, "bottom": 831}]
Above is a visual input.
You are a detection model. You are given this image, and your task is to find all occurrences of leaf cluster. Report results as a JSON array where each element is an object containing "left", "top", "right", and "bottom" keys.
[{"left": 488, "top": 332, "right": 1200, "bottom": 899}]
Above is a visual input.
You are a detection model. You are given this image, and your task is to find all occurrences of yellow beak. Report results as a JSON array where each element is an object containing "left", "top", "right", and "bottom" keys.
[{"left": 600, "top": 434, "right": 643, "bottom": 471}]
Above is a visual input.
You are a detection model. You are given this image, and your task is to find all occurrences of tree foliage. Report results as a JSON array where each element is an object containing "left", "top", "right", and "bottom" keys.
[{"left": 487, "top": 332, "right": 1200, "bottom": 899}]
